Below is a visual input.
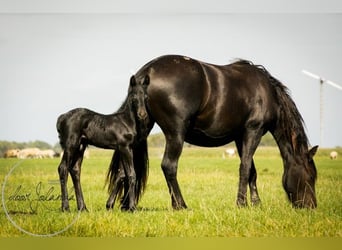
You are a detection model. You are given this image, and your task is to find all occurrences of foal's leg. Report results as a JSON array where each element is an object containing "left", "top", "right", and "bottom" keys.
[
  {"left": 120, "top": 177, "right": 130, "bottom": 211},
  {"left": 161, "top": 134, "right": 187, "bottom": 210},
  {"left": 58, "top": 154, "right": 70, "bottom": 211},
  {"left": 119, "top": 147, "right": 136, "bottom": 211},
  {"left": 69, "top": 147, "right": 87, "bottom": 211},
  {"left": 235, "top": 129, "right": 263, "bottom": 207}
]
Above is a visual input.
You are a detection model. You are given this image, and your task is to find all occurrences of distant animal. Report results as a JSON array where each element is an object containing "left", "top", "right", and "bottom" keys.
[
  {"left": 330, "top": 151, "right": 338, "bottom": 160},
  {"left": 109, "top": 55, "right": 318, "bottom": 209},
  {"left": 38, "top": 149, "right": 56, "bottom": 158},
  {"left": 60, "top": 149, "right": 89, "bottom": 159},
  {"left": 3, "top": 149, "right": 20, "bottom": 158},
  {"left": 56, "top": 75, "right": 149, "bottom": 212},
  {"left": 17, "top": 148, "right": 41, "bottom": 159},
  {"left": 222, "top": 148, "right": 236, "bottom": 158}
]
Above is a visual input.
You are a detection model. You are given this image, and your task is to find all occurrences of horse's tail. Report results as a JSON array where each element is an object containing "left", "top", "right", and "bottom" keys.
[
  {"left": 265, "top": 70, "right": 309, "bottom": 154},
  {"left": 106, "top": 149, "right": 124, "bottom": 201},
  {"left": 106, "top": 138, "right": 149, "bottom": 204},
  {"left": 132, "top": 138, "right": 149, "bottom": 202}
]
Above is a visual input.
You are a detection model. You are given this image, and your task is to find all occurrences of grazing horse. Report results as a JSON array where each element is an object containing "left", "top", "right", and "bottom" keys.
[
  {"left": 57, "top": 75, "right": 150, "bottom": 212},
  {"left": 108, "top": 55, "right": 318, "bottom": 209}
]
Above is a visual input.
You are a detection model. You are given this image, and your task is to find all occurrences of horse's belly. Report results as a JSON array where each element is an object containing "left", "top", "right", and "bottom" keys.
[{"left": 185, "top": 128, "right": 237, "bottom": 147}]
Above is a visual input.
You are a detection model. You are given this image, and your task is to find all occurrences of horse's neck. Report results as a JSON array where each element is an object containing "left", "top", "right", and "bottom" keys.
[
  {"left": 272, "top": 129, "right": 301, "bottom": 168},
  {"left": 113, "top": 104, "right": 136, "bottom": 127}
]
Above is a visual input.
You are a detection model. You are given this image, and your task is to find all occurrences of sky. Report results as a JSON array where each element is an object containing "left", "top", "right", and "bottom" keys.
[{"left": 0, "top": 1, "right": 341, "bottom": 148}]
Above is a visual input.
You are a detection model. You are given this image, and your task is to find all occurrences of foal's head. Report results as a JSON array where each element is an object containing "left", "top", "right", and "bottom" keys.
[
  {"left": 283, "top": 145, "right": 318, "bottom": 208},
  {"left": 128, "top": 75, "right": 149, "bottom": 122}
]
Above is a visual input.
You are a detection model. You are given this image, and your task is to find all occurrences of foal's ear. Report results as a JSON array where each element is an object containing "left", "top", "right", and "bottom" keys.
[
  {"left": 130, "top": 75, "right": 137, "bottom": 87},
  {"left": 308, "top": 145, "right": 319, "bottom": 159},
  {"left": 143, "top": 75, "right": 150, "bottom": 86}
]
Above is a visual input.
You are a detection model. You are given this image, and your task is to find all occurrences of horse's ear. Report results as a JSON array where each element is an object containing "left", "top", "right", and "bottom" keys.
[
  {"left": 143, "top": 75, "right": 150, "bottom": 86},
  {"left": 308, "top": 145, "right": 319, "bottom": 159},
  {"left": 130, "top": 75, "right": 136, "bottom": 87}
]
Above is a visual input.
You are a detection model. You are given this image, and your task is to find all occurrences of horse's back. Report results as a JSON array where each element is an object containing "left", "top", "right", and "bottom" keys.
[
  {"left": 57, "top": 108, "right": 90, "bottom": 129},
  {"left": 136, "top": 55, "right": 278, "bottom": 146},
  {"left": 136, "top": 55, "right": 207, "bottom": 130},
  {"left": 57, "top": 108, "right": 95, "bottom": 147}
]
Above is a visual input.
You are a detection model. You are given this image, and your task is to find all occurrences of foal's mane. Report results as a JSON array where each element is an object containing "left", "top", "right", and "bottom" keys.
[
  {"left": 233, "top": 59, "right": 310, "bottom": 156},
  {"left": 116, "top": 95, "right": 131, "bottom": 113}
]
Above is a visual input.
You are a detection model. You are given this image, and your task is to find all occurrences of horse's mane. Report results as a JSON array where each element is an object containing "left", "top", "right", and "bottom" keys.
[{"left": 234, "top": 59, "right": 310, "bottom": 155}]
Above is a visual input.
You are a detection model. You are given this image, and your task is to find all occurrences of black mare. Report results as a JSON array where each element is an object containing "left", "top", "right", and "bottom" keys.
[
  {"left": 107, "top": 55, "right": 318, "bottom": 210},
  {"left": 57, "top": 76, "right": 150, "bottom": 211}
]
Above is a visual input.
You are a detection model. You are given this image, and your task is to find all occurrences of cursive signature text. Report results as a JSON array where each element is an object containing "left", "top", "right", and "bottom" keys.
[{"left": 7, "top": 181, "right": 75, "bottom": 213}]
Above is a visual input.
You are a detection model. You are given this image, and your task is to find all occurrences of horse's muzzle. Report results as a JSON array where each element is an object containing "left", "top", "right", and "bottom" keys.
[{"left": 137, "top": 108, "right": 148, "bottom": 121}]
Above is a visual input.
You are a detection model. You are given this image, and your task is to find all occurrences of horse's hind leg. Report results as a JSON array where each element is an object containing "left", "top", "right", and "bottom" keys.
[
  {"left": 58, "top": 155, "right": 70, "bottom": 211},
  {"left": 69, "top": 146, "right": 87, "bottom": 211},
  {"left": 161, "top": 134, "right": 187, "bottom": 210}
]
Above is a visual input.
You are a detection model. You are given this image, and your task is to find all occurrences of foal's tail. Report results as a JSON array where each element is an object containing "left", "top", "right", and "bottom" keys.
[
  {"left": 106, "top": 138, "right": 149, "bottom": 204},
  {"left": 56, "top": 113, "right": 68, "bottom": 150}
]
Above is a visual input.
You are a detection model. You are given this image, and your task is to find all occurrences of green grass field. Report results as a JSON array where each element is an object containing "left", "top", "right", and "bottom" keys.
[{"left": 0, "top": 147, "right": 341, "bottom": 237}]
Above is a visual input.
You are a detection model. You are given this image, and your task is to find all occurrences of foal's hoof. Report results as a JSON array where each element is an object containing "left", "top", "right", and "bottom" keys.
[
  {"left": 172, "top": 204, "right": 188, "bottom": 210},
  {"left": 61, "top": 206, "right": 70, "bottom": 212},
  {"left": 78, "top": 206, "right": 89, "bottom": 212},
  {"left": 106, "top": 203, "right": 114, "bottom": 210},
  {"left": 236, "top": 199, "right": 248, "bottom": 208},
  {"left": 121, "top": 206, "right": 136, "bottom": 213},
  {"left": 251, "top": 198, "right": 261, "bottom": 207}
]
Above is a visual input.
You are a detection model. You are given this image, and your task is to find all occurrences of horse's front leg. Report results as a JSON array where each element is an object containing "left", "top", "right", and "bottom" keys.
[
  {"left": 120, "top": 147, "right": 136, "bottom": 212},
  {"left": 235, "top": 129, "right": 263, "bottom": 207},
  {"left": 249, "top": 160, "right": 261, "bottom": 206}
]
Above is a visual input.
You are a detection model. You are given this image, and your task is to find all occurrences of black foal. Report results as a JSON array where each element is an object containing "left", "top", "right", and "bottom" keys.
[{"left": 56, "top": 75, "right": 149, "bottom": 212}]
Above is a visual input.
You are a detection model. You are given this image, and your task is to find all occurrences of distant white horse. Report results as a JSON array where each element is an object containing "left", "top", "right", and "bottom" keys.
[
  {"left": 330, "top": 151, "right": 338, "bottom": 160},
  {"left": 222, "top": 147, "right": 236, "bottom": 158}
]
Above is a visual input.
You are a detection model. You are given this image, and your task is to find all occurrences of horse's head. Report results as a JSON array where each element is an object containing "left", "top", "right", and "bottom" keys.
[
  {"left": 283, "top": 145, "right": 318, "bottom": 208},
  {"left": 128, "top": 75, "right": 149, "bottom": 121}
]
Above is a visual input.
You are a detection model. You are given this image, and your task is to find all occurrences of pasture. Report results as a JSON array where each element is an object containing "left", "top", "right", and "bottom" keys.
[{"left": 0, "top": 146, "right": 341, "bottom": 237}]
